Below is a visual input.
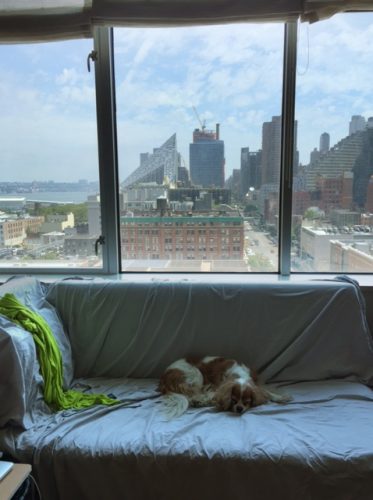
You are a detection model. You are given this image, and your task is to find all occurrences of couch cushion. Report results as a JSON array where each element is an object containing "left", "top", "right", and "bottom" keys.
[
  {"left": 3, "top": 377, "right": 373, "bottom": 500},
  {"left": 46, "top": 278, "right": 373, "bottom": 385}
]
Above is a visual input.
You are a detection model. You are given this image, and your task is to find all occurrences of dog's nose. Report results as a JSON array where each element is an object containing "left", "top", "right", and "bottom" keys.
[{"left": 236, "top": 405, "right": 243, "bottom": 414}]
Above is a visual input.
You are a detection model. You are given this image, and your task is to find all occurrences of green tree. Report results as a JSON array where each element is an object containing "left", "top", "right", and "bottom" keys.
[
  {"left": 30, "top": 203, "right": 88, "bottom": 224},
  {"left": 247, "top": 254, "right": 274, "bottom": 272}
]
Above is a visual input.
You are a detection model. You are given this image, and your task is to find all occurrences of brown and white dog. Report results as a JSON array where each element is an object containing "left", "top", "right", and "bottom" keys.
[{"left": 158, "top": 356, "right": 290, "bottom": 418}]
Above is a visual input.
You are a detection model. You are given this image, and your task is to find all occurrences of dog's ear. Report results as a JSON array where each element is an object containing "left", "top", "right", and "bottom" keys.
[
  {"left": 250, "top": 367, "right": 258, "bottom": 383},
  {"left": 251, "top": 385, "right": 269, "bottom": 407},
  {"left": 214, "top": 382, "right": 233, "bottom": 411}
]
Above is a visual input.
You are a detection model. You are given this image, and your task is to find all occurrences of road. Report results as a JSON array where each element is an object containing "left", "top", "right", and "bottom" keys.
[{"left": 244, "top": 222, "right": 278, "bottom": 272}]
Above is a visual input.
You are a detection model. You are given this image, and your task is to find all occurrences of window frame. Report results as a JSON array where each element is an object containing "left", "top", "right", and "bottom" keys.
[{"left": 0, "top": 20, "right": 309, "bottom": 277}]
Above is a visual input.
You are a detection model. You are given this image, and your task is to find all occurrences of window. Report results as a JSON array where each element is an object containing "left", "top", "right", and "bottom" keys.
[
  {"left": 114, "top": 24, "right": 284, "bottom": 272},
  {"left": 0, "top": 39, "right": 103, "bottom": 271},
  {"left": 292, "top": 13, "right": 373, "bottom": 273},
  {"left": 2, "top": 12, "right": 372, "bottom": 276}
]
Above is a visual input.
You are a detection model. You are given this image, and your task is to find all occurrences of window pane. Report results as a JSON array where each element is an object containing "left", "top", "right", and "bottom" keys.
[
  {"left": 292, "top": 13, "right": 373, "bottom": 273},
  {"left": 0, "top": 40, "right": 102, "bottom": 270},
  {"left": 114, "top": 24, "right": 284, "bottom": 272}
]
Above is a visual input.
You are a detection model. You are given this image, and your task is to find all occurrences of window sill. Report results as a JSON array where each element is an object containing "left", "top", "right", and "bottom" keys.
[{"left": 1, "top": 272, "right": 373, "bottom": 288}]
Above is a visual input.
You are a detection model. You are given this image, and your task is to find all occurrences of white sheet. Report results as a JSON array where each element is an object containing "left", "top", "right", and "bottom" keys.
[{"left": 2, "top": 377, "right": 373, "bottom": 500}]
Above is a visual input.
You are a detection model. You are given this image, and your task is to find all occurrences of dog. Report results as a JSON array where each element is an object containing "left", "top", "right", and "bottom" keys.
[{"left": 158, "top": 356, "right": 291, "bottom": 418}]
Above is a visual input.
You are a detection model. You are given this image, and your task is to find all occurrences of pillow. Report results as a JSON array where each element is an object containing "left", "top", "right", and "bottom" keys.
[
  {"left": 0, "top": 276, "right": 74, "bottom": 428},
  {"left": 0, "top": 316, "right": 48, "bottom": 429},
  {"left": 0, "top": 276, "right": 74, "bottom": 388}
]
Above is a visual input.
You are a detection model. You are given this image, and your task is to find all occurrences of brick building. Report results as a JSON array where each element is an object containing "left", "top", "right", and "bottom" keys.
[{"left": 120, "top": 215, "right": 244, "bottom": 261}]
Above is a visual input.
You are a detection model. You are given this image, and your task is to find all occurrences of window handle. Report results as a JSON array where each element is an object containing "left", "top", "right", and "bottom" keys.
[
  {"left": 95, "top": 235, "right": 105, "bottom": 256},
  {"left": 87, "top": 50, "right": 97, "bottom": 72}
]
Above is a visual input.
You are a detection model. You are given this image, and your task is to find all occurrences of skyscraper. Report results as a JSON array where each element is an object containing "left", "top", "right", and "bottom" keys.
[
  {"left": 189, "top": 124, "right": 225, "bottom": 188},
  {"left": 319, "top": 132, "right": 330, "bottom": 154},
  {"left": 240, "top": 147, "right": 262, "bottom": 196},
  {"left": 261, "top": 116, "right": 281, "bottom": 185},
  {"left": 305, "top": 127, "right": 373, "bottom": 210},
  {"left": 122, "top": 134, "right": 180, "bottom": 189},
  {"left": 349, "top": 115, "right": 366, "bottom": 135},
  {"left": 261, "top": 116, "right": 298, "bottom": 184}
]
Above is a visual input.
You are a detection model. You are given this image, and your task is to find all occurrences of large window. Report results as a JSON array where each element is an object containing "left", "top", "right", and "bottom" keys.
[
  {"left": 0, "top": 39, "right": 103, "bottom": 270},
  {"left": 1, "top": 13, "right": 373, "bottom": 275},
  {"left": 114, "top": 24, "right": 284, "bottom": 272},
  {"left": 292, "top": 13, "right": 373, "bottom": 273}
]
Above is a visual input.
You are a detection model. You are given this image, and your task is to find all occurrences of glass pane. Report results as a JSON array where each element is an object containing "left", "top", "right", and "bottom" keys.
[
  {"left": 114, "top": 24, "right": 284, "bottom": 272},
  {"left": 292, "top": 13, "right": 373, "bottom": 273},
  {"left": 0, "top": 40, "right": 102, "bottom": 270}
]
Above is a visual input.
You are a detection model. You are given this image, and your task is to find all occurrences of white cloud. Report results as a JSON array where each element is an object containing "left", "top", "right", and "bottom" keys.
[{"left": 2, "top": 14, "right": 373, "bottom": 181}]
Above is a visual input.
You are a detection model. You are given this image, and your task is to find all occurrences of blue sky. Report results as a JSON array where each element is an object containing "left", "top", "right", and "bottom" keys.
[{"left": 0, "top": 13, "right": 372, "bottom": 183}]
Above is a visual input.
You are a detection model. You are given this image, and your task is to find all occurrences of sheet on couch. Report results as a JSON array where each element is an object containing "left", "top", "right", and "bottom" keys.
[
  {"left": 1, "top": 377, "right": 373, "bottom": 500},
  {"left": 2, "top": 276, "right": 373, "bottom": 500},
  {"left": 46, "top": 277, "right": 373, "bottom": 385}
]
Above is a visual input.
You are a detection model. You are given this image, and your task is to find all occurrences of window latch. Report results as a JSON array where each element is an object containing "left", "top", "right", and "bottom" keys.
[
  {"left": 87, "top": 50, "right": 98, "bottom": 72},
  {"left": 94, "top": 235, "right": 105, "bottom": 256}
]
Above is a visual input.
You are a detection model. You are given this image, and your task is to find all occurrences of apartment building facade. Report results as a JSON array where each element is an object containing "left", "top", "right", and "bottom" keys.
[{"left": 120, "top": 215, "right": 244, "bottom": 260}]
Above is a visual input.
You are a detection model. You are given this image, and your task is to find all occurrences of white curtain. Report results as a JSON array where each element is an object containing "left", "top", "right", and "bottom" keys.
[{"left": 0, "top": 0, "right": 372, "bottom": 42}]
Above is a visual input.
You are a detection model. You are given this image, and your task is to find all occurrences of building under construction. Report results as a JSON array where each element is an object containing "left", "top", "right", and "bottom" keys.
[{"left": 190, "top": 123, "right": 225, "bottom": 188}]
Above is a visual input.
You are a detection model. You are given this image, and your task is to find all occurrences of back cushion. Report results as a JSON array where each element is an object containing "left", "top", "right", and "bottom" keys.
[{"left": 46, "top": 278, "right": 373, "bottom": 385}]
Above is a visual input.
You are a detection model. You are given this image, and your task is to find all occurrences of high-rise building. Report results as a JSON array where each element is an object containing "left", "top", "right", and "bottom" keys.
[
  {"left": 319, "top": 132, "right": 330, "bottom": 153},
  {"left": 305, "top": 131, "right": 365, "bottom": 191},
  {"left": 225, "top": 169, "right": 241, "bottom": 200},
  {"left": 122, "top": 134, "right": 180, "bottom": 189},
  {"left": 310, "top": 147, "right": 321, "bottom": 165},
  {"left": 261, "top": 116, "right": 298, "bottom": 184},
  {"left": 352, "top": 126, "right": 373, "bottom": 207},
  {"left": 349, "top": 115, "right": 366, "bottom": 135},
  {"left": 305, "top": 127, "right": 373, "bottom": 209},
  {"left": 240, "top": 147, "right": 262, "bottom": 196},
  {"left": 177, "top": 166, "right": 190, "bottom": 186},
  {"left": 189, "top": 124, "right": 225, "bottom": 188},
  {"left": 261, "top": 116, "right": 281, "bottom": 185}
]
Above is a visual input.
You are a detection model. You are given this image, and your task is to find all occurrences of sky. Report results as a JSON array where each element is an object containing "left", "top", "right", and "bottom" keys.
[{"left": 0, "top": 13, "right": 373, "bottom": 183}]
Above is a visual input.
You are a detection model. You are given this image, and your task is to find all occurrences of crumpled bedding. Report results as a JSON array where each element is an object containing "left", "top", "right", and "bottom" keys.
[
  {"left": 2, "top": 276, "right": 373, "bottom": 500},
  {"left": 1, "top": 377, "right": 373, "bottom": 500}
]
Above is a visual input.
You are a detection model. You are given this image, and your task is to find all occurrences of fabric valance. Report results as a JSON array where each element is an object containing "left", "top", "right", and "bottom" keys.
[{"left": 0, "top": 0, "right": 372, "bottom": 43}]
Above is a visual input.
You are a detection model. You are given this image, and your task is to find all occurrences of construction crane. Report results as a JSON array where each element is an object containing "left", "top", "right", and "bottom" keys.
[{"left": 192, "top": 106, "right": 206, "bottom": 132}]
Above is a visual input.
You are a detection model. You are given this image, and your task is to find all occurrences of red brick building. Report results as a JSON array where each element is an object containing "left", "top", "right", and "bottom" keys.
[{"left": 120, "top": 215, "right": 244, "bottom": 261}]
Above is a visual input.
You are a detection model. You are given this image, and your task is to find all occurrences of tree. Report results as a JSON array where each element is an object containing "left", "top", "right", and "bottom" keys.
[
  {"left": 30, "top": 203, "right": 88, "bottom": 224},
  {"left": 247, "top": 254, "right": 274, "bottom": 272},
  {"left": 244, "top": 204, "right": 258, "bottom": 215}
]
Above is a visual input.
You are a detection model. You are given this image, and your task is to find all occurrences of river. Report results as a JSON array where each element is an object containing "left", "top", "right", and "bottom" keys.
[{"left": 3, "top": 191, "right": 98, "bottom": 204}]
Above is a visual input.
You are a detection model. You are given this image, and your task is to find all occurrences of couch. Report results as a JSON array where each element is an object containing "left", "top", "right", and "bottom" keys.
[{"left": 1, "top": 275, "right": 373, "bottom": 500}]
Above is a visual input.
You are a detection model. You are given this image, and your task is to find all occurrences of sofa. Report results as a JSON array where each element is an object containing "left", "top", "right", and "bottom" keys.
[{"left": 1, "top": 275, "right": 373, "bottom": 500}]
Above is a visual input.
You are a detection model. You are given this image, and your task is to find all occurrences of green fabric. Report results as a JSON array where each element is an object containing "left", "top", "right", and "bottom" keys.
[{"left": 0, "top": 293, "right": 119, "bottom": 411}]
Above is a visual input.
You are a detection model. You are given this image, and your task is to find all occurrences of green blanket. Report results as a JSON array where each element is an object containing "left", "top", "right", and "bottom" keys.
[{"left": 0, "top": 293, "right": 119, "bottom": 411}]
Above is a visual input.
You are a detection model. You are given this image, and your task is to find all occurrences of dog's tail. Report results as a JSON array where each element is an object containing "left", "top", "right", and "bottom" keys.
[
  {"left": 261, "top": 387, "right": 292, "bottom": 404},
  {"left": 162, "top": 390, "right": 216, "bottom": 419},
  {"left": 162, "top": 393, "right": 190, "bottom": 419}
]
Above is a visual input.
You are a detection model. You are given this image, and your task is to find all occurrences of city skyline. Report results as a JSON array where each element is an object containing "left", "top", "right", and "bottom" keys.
[
  {"left": 0, "top": 13, "right": 372, "bottom": 183},
  {"left": 0, "top": 111, "right": 367, "bottom": 188}
]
